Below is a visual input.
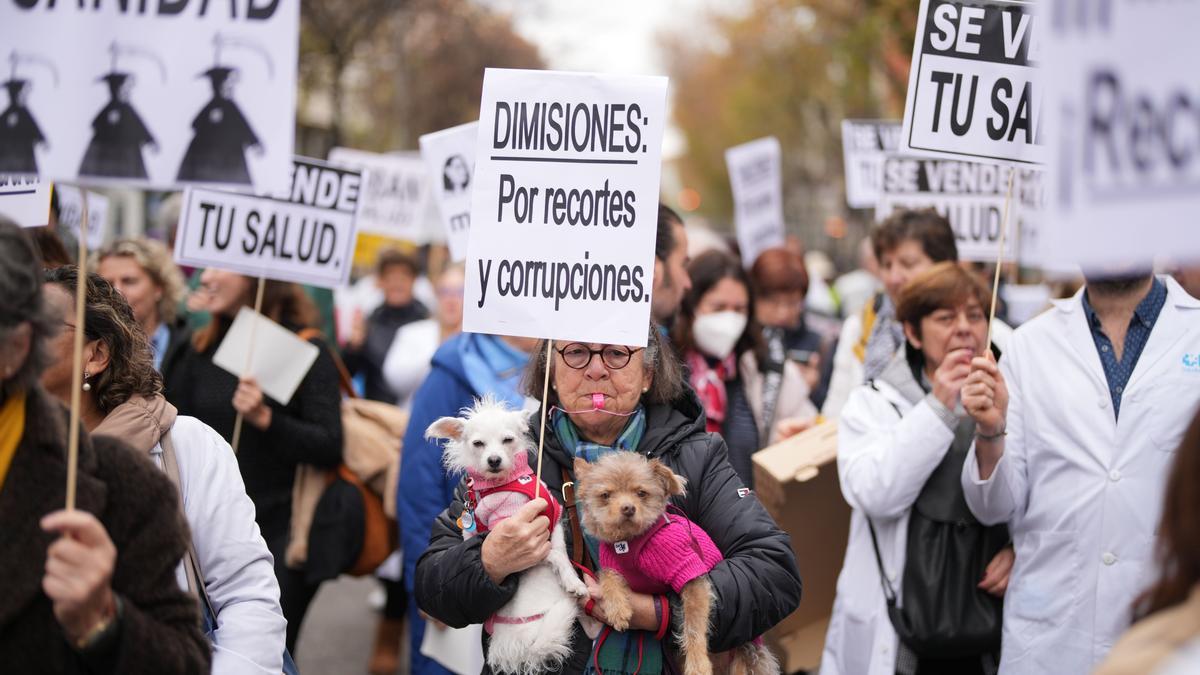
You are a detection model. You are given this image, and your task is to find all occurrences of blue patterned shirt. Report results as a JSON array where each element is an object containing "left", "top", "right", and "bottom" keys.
[{"left": 1081, "top": 277, "right": 1167, "bottom": 419}]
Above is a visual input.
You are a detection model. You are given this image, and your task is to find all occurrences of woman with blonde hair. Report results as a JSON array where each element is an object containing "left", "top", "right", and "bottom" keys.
[{"left": 97, "top": 238, "right": 188, "bottom": 376}]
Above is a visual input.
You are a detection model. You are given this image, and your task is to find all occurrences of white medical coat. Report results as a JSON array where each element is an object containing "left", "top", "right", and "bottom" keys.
[{"left": 962, "top": 277, "right": 1200, "bottom": 674}]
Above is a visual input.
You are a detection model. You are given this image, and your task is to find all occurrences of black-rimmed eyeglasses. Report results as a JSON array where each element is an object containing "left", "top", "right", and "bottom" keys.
[{"left": 556, "top": 343, "right": 643, "bottom": 370}]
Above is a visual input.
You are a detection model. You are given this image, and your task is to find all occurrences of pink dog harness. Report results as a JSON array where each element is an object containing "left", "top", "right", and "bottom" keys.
[
  {"left": 460, "top": 454, "right": 565, "bottom": 634},
  {"left": 460, "top": 452, "right": 562, "bottom": 536}
]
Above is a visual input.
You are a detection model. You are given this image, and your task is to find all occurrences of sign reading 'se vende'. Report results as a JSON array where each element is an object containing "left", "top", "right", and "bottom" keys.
[
  {"left": 462, "top": 69, "right": 669, "bottom": 347},
  {"left": 878, "top": 155, "right": 1020, "bottom": 262},
  {"left": 175, "top": 157, "right": 362, "bottom": 289},
  {"left": 901, "top": 0, "right": 1042, "bottom": 166}
]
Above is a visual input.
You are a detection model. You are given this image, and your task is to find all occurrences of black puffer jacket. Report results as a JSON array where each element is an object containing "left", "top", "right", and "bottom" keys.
[{"left": 414, "top": 391, "right": 802, "bottom": 675}]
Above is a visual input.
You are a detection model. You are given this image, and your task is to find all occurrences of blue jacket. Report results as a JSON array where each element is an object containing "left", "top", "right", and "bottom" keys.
[
  {"left": 398, "top": 333, "right": 529, "bottom": 675},
  {"left": 399, "top": 336, "right": 478, "bottom": 592}
]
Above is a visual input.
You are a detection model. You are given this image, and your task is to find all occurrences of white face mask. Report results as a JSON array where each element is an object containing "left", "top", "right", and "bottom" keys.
[{"left": 692, "top": 310, "right": 748, "bottom": 360}]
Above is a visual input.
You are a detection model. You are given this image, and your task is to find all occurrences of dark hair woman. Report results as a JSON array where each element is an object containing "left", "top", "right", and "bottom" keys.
[
  {"left": 416, "top": 325, "right": 801, "bottom": 675},
  {"left": 164, "top": 267, "right": 343, "bottom": 653},
  {"left": 0, "top": 218, "right": 209, "bottom": 673},
  {"left": 672, "top": 249, "right": 816, "bottom": 486},
  {"left": 41, "top": 267, "right": 287, "bottom": 671}
]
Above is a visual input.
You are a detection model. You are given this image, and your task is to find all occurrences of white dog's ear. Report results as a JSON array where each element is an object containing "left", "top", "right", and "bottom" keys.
[
  {"left": 426, "top": 417, "right": 465, "bottom": 441},
  {"left": 520, "top": 407, "right": 536, "bottom": 430}
]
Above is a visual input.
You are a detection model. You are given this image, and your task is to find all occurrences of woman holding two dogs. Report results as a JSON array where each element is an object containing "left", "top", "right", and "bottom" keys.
[{"left": 415, "top": 325, "right": 801, "bottom": 675}]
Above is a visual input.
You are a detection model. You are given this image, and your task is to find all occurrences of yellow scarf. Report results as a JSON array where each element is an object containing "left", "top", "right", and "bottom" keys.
[{"left": 0, "top": 390, "right": 27, "bottom": 495}]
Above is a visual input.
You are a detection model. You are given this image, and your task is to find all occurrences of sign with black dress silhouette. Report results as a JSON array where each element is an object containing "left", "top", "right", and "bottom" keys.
[
  {"left": 78, "top": 45, "right": 164, "bottom": 180},
  {"left": 0, "top": 5, "right": 298, "bottom": 192},
  {"left": 0, "top": 53, "right": 56, "bottom": 175}
]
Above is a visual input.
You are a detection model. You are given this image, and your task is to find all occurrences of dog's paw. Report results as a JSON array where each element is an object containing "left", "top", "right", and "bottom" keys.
[
  {"left": 604, "top": 597, "right": 633, "bottom": 632},
  {"left": 566, "top": 577, "right": 589, "bottom": 599}
]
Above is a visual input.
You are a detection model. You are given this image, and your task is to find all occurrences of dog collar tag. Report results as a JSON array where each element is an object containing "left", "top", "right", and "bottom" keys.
[
  {"left": 458, "top": 510, "right": 476, "bottom": 532},
  {"left": 614, "top": 541, "right": 630, "bottom": 554}
]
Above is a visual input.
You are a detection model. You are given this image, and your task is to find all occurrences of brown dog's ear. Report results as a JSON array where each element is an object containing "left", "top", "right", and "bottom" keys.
[
  {"left": 650, "top": 460, "right": 687, "bottom": 497},
  {"left": 425, "top": 417, "right": 465, "bottom": 441},
  {"left": 573, "top": 457, "right": 590, "bottom": 482}
]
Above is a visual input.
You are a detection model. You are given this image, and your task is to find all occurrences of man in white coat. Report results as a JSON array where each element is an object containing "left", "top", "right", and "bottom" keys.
[{"left": 961, "top": 273, "right": 1200, "bottom": 674}]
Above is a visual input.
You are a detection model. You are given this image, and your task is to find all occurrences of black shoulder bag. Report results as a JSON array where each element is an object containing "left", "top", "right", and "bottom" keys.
[{"left": 866, "top": 417, "right": 1010, "bottom": 658}]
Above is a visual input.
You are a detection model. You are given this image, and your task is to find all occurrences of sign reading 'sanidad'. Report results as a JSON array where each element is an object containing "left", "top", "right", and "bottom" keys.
[
  {"left": 1043, "top": 1, "right": 1200, "bottom": 268},
  {"left": 901, "top": 0, "right": 1042, "bottom": 165},
  {"left": 463, "top": 69, "right": 669, "bottom": 347},
  {"left": 420, "top": 121, "right": 479, "bottom": 263},
  {"left": 174, "top": 157, "right": 362, "bottom": 289},
  {"left": 0, "top": 1, "right": 299, "bottom": 193}
]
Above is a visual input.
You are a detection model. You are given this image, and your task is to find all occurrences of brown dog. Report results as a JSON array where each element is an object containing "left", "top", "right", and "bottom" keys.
[{"left": 573, "top": 453, "right": 779, "bottom": 675}]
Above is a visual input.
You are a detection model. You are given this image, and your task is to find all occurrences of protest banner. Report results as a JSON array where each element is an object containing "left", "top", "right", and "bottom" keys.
[
  {"left": 877, "top": 155, "right": 1019, "bottom": 262},
  {"left": 56, "top": 185, "right": 110, "bottom": 249},
  {"left": 174, "top": 157, "right": 362, "bottom": 289},
  {"left": 1042, "top": 1, "right": 1200, "bottom": 268},
  {"left": 420, "top": 121, "right": 479, "bottom": 262},
  {"left": 0, "top": 175, "right": 52, "bottom": 227},
  {"left": 462, "top": 68, "right": 669, "bottom": 348},
  {"left": 726, "top": 137, "right": 786, "bottom": 268},
  {"left": 841, "top": 120, "right": 901, "bottom": 209},
  {"left": 901, "top": 0, "right": 1042, "bottom": 166},
  {"left": 327, "top": 148, "right": 430, "bottom": 240},
  {"left": 0, "top": 2, "right": 298, "bottom": 193},
  {"left": 463, "top": 68, "right": 668, "bottom": 497}
]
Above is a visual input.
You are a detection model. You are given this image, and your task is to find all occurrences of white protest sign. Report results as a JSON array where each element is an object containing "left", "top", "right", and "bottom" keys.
[
  {"left": 55, "top": 185, "right": 109, "bottom": 249},
  {"left": 213, "top": 306, "right": 319, "bottom": 405},
  {"left": 726, "top": 137, "right": 786, "bottom": 268},
  {"left": 463, "top": 69, "right": 668, "bottom": 347},
  {"left": 0, "top": 175, "right": 51, "bottom": 227},
  {"left": 1042, "top": 1, "right": 1200, "bottom": 268},
  {"left": 841, "top": 120, "right": 901, "bottom": 208},
  {"left": 174, "top": 157, "right": 362, "bottom": 288},
  {"left": 420, "top": 121, "right": 478, "bottom": 262},
  {"left": 877, "top": 155, "right": 1017, "bottom": 262},
  {"left": 0, "top": 3, "right": 298, "bottom": 193},
  {"left": 901, "top": 0, "right": 1043, "bottom": 165},
  {"left": 327, "top": 148, "right": 429, "bottom": 240}
]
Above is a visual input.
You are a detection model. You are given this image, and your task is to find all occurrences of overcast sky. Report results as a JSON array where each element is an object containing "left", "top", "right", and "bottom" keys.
[{"left": 481, "top": 0, "right": 740, "bottom": 159}]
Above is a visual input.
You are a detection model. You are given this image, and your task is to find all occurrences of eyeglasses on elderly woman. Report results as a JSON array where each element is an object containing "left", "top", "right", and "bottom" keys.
[{"left": 556, "top": 343, "right": 644, "bottom": 370}]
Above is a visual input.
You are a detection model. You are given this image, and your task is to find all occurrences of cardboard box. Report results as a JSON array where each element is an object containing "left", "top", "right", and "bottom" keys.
[{"left": 753, "top": 421, "right": 850, "bottom": 674}]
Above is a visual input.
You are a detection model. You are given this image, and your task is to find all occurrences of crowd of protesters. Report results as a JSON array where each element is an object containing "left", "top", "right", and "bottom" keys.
[{"left": 3, "top": 191, "right": 1200, "bottom": 675}]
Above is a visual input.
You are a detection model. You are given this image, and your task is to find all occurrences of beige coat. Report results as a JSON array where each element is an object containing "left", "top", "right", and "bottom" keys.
[{"left": 1096, "top": 586, "right": 1200, "bottom": 675}]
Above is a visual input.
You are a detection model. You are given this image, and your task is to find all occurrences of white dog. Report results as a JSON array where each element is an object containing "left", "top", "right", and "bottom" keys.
[{"left": 426, "top": 395, "right": 590, "bottom": 675}]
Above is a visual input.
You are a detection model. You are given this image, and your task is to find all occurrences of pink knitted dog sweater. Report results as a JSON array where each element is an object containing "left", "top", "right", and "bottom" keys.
[{"left": 599, "top": 512, "right": 723, "bottom": 595}]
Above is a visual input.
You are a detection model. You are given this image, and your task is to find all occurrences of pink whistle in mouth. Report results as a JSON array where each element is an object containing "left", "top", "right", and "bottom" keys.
[{"left": 591, "top": 393, "right": 606, "bottom": 410}]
